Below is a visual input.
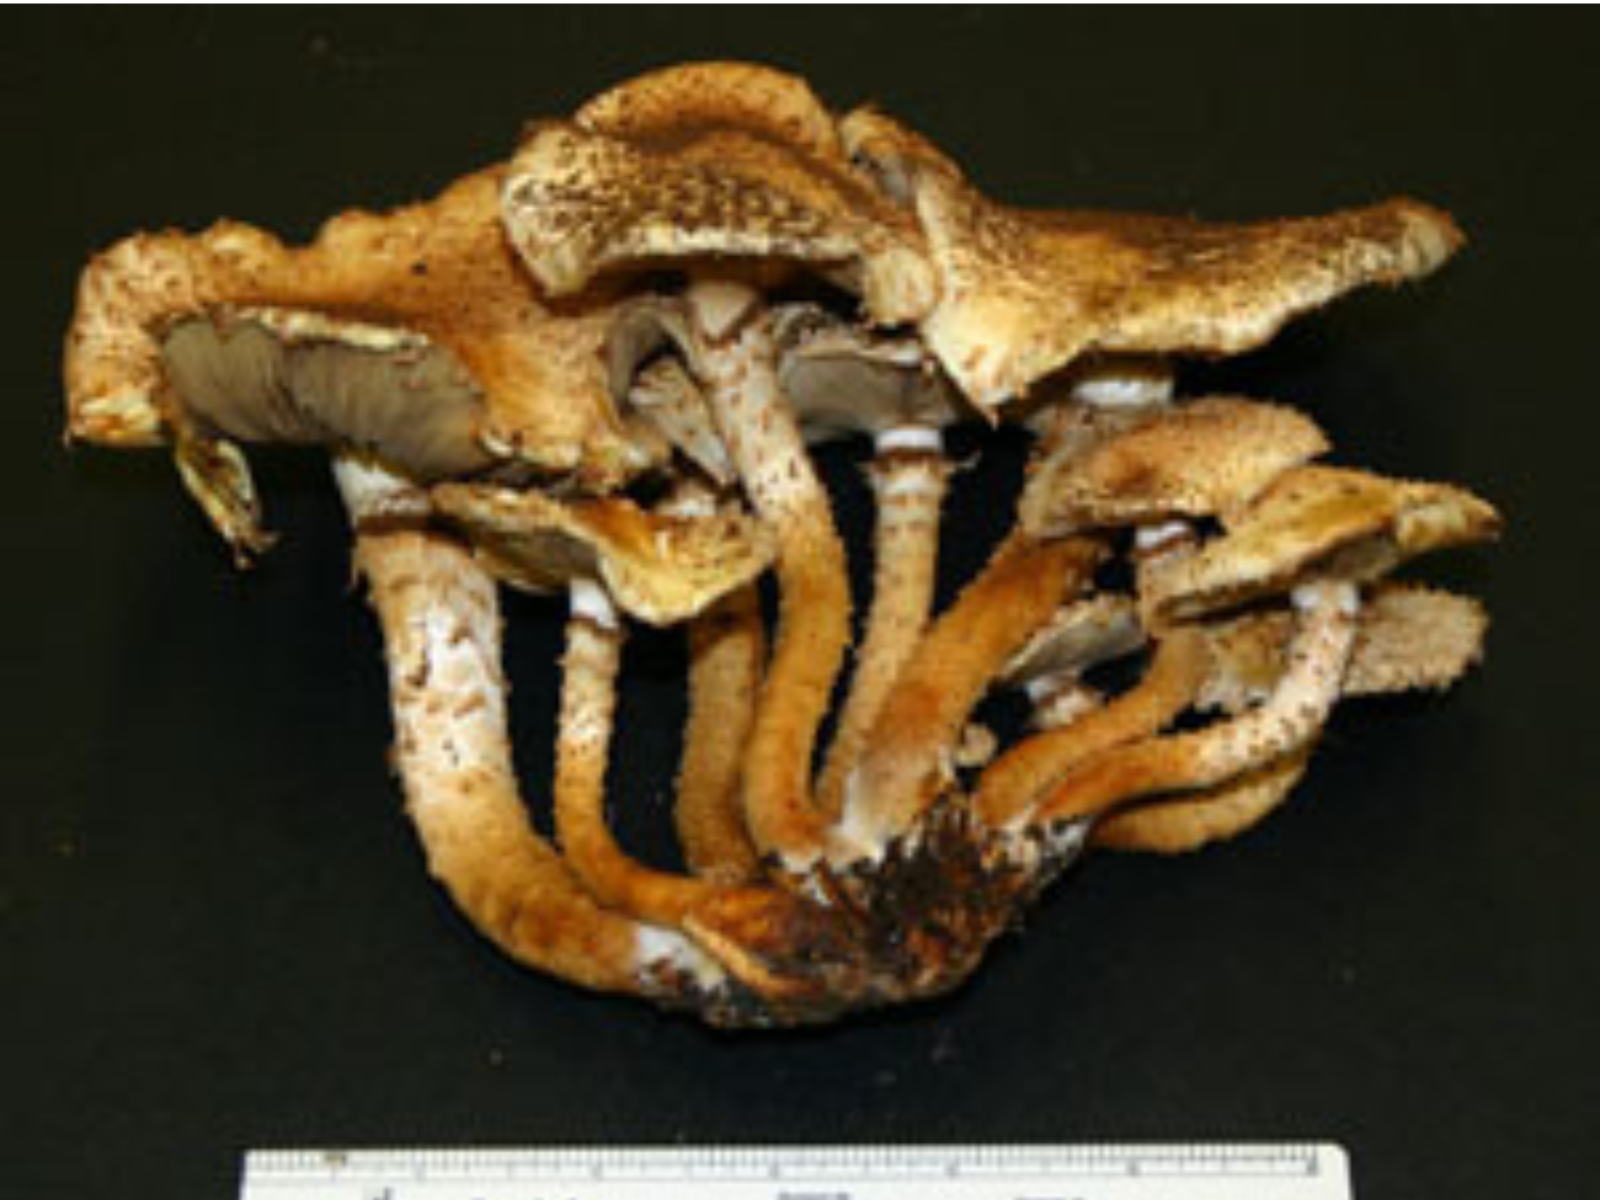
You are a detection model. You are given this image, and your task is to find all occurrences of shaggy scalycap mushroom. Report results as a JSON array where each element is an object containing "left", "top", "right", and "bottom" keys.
[
  {"left": 1023, "top": 465, "right": 1498, "bottom": 849},
  {"left": 63, "top": 61, "right": 1501, "bottom": 1028}
]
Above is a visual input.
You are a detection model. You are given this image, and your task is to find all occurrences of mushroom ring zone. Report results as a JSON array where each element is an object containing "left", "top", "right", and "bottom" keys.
[{"left": 65, "top": 62, "right": 1499, "bottom": 1027}]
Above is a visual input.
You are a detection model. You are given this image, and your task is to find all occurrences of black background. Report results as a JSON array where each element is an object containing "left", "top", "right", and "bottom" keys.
[{"left": 5, "top": 9, "right": 1598, "bottom": 1199}]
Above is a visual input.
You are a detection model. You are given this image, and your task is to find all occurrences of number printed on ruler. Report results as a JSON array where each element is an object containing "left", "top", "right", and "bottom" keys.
[{"left": 240, "top": 1143, "right": 1352, "bottom": 1200}]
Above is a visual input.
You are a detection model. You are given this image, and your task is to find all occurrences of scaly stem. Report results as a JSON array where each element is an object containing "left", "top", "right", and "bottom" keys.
[
  {"left": 551, "top": 576, "right": 872, "bottom": 1018},
  {"left": 674, "top": 584, "right": 767, "bottom": 884},
  {"left": 337, "top": 459, "right": 721, "bottom": 1000},
  {"left": 1031, "top": 579, "right": 1361, "bottom": 828},
  {"left": 554, "top": 579, "right": 719, "bottom": 926},
  {"left": 1091, "top": 746, "right": 1313, "bottom": 853},
  {"left": 816, "top": 427, "right": 951, "bottom": 818},
  {"left": 974, "top": 627, "right": 1211, "bottom": 827},
  {"left": 687, "top": 280, "right": 852, "bottom": 871},
  {"left": 830, "top": 532, "right": 1104, "bottom": 864}
]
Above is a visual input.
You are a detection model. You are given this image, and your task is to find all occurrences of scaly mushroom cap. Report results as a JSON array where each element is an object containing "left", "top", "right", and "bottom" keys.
[
  {"left": 1020, "top": 396, "right": 1329, "bottom": 537},
  {"left": 65, "top": 169, "right": 661, "bottom": 552},
  {"left": 1142, "top": 464, "right": 1502, "bottom": 625},
  {"left": 840, "top": 108, "right": 1463, "bottom": 407},
  {"left": 501, "top": 62, "right": 936, "bottom": 323},
  {"left": 430, "top": 483, "right": 775, "bottom": 626},
  {"left": 1198, "top": 582, "right": 1489, "bottom": 713}
]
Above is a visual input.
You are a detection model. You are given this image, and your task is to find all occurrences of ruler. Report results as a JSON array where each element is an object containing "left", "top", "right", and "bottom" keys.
[{"left": 241, "top": 1143, "right": 1350, "bottom": 1199}]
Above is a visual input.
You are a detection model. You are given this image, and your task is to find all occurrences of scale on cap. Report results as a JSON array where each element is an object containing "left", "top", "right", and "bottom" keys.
[{"left": 241, "top": 1142, "right": 1351, "bottom": 1199}]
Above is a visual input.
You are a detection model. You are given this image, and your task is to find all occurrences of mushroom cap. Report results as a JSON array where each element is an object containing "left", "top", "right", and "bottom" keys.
[
  {"left": 1141, "top": 465, "right": 1501, "bottom": 624},
  {"left": 65, "top": 169, "right": 662, "bottom": 550},
  {"left": 1198, "top": 582, "right": 1489, "bottom": 713},
  {"left": 501, "top": 62, "right": 936, "bottom": 323},
  {"left": 162, "top": 307, "right": 493, "bottom": 479},
  {"left": 577, "top": 60, "right": 843, "bottom": 150},
  {"left": 841, "top": 107, "right": 1463, "bottom": 407},
  {"left": 771, "top": 306, "right": 972, "bottom": 442},
  {"left": 998, "top": 594, "right": 1145, "bottom": 691},
  {"left": 1019, "top": 396, "right": 1329, "bottom": 536},
  {"left": 431, "top": 483, "right": 776, "bottom": 626}
]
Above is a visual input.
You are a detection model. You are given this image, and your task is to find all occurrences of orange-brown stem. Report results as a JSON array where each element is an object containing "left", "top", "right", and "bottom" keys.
[
  {"left": 816, "top": 446, "right": 951, "bottom": 818},
  {"left": 974, "top": 626, "right": 1211, "bottom": 827},
  {"left": 831, "top": 533, "right": 1104, "bottom": 862},
  {"left": 1031, "top": 580, "right": 1360, "bottom": 829},
  {"left": 553, "top": 583, "right": 719, "bottom": 926},
  {"left": 1091, "top": 746, "right": 1312, "bottom": 853},
  {"left": 352, "top": 526, "right": 666, "bottom": 997},
  {"left": 689, "top": 287, "right": 852, "bottom": 870},
  {"left": 674, "top": 585, "right": 767, "bottom": 884}
]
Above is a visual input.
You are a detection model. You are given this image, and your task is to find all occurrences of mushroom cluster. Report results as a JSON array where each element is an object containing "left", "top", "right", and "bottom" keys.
[{"left": 64, "top": 63, "right": 1498, "bottom": 1027}]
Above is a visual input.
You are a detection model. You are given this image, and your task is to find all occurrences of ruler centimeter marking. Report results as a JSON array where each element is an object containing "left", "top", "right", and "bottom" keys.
[{"left": 241, "top": 1143, "right": 1351, "bottom": 1199}]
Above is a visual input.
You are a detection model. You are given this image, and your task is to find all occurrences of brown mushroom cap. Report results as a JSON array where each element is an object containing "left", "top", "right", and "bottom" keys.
[
  {"left": 1198, "top": 582, "right": 1489, "bottom": 713},
  {"left": 501, "top": 62, "right": 935, "bottom": 324},
  {"left": 1141, "top": 464, "right": 1502, "bottom": 624},
  {"left": 431, "top": 483, "right": 775, "bottom": 626},
  {"left": 841, "top": 108, "right": 1463, "bottom": 406},
  {"left": 1020, "top": 396, "right": 1329, "bottom": 537},
  {"left": 66, "top": 169, "right": 661, "bottom": 552}
]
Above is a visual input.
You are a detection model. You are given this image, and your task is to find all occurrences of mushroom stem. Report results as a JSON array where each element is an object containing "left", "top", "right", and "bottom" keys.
[
  {"left": 553, "top": 577, "right": 720, "bottom": 926},
  {"left": 686, "top": 279, "right": 852, "bottom": 871},
  {"left": 1030, "top": 579, "right": 1361, "bottom": 829},
  {"left": 336, "top": 469, "right": 721, "bottom": 1001},
  {"left": 973, "top": 626, "right": 1212, "bottom": 827},
  {"left": 830, "top": 532, "right": 1104, "bottom": 864},
  {"left": 674, "top": 583, "right": 767, "bottom": 884},
  {"left": 1090, "top": 746, "right": 1313, "bottom": 853},
  {"left": 552, "top": 572, "right": 878, "bottom": 1022},
  {"left": 816, "top": 426, "right": 952, "bottom": 818}
]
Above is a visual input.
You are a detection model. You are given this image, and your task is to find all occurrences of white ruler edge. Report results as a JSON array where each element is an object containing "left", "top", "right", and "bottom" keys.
[{"left": 241, "top": 1142, "right": 1352, "bottom": 1199}]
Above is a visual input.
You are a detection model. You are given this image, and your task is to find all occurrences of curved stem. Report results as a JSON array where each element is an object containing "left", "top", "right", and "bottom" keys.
[
  {"left": 829, "top": 532, "right": 1104, "bottom": 864},
  {"left": 688, "top": 282, "right": 852, "bottom": 871},
  {"left": 553, "top": 579, "right": 721, "bottom": 926},
  {"left": 816, "top": 432, "right": 951, "bottom": 818},
  {"left": 1090, "top": 746, "right": 1312, "bottom": 853},
  {"left": 550, "top": 571, "right": 864, "bottom": 1016},
  {"left": 1030, "top": 579, "right": 1361, "bottom": 829},
  {"left": 973, "top": 626, "right": 1211, "bottom": 827},
  {"left": 347, "top": 516, "right": 719, "bottom": 1000},
  {"left": 674, "top": 584, "right": 767, "bottom": 884}
]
